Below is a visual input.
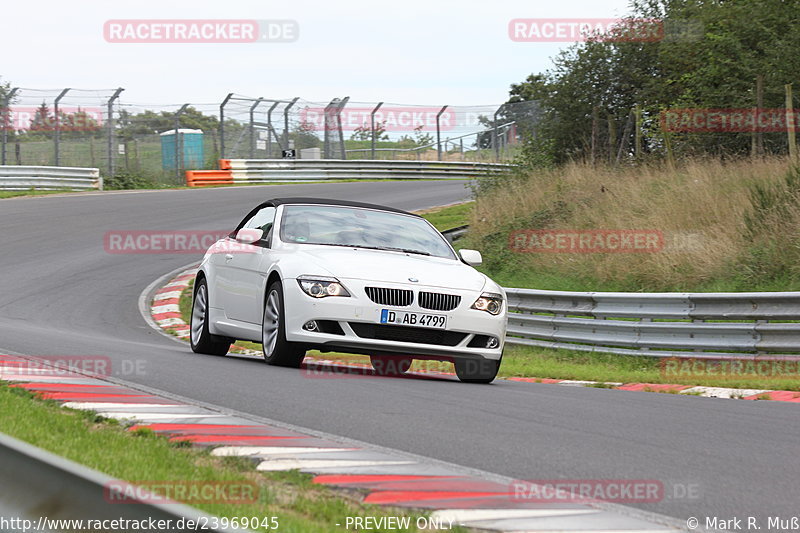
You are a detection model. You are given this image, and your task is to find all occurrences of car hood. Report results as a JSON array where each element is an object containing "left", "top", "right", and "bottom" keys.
[{"left": 291, "top": 246, "right": 487, "bottom": 291}]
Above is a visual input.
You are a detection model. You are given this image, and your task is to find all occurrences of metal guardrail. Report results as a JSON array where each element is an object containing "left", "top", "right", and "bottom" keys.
[
  {"left": 504, "top": 288, "right": 800, "bottom": 358},
  {"left": 0, "top": 432, "right": 244, "bottom": 532},
  {"left": 222, "top": 159, "right": 512, "bottom": 182},
  {"left": 0, "top": 166, "right": 102, "bottom": 190}
]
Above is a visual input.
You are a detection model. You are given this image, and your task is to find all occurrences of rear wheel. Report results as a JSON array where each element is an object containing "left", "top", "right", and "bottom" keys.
[
  {"left": 190, "top": 277, "right": 231, "bottom": 356},
  {"left": 262, "top": 281, "right": 306, "bottom": 367},
  {"left": 370, "top": 355, "right": 413, "bottom": 376},
  {"left": 454, "top": 358, "right": 500, "bottom": 384}
]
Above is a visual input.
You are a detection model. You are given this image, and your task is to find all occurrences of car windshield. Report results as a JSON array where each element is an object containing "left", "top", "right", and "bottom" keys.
[{"left": 279, "top": 205, "right": 456, "bottom": 259}]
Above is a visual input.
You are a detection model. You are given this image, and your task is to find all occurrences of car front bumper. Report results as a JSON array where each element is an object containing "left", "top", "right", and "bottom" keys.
[{"left": 282, "top": 276, "right": 506, "bottom": 361}]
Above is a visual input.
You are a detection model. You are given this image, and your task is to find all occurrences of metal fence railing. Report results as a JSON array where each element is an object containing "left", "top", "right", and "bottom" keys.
[
  {"left": 186, "top": 159, "right": 513, "bottom": 186},
  {"left": 1, "top": 87, "right": 540, "bottom": 187},
  {"left": 0, "top": 165, "right": 102, "bottom": 190},
  {"left": 504, "top": 288, "right": 800, "bottom": 358}
]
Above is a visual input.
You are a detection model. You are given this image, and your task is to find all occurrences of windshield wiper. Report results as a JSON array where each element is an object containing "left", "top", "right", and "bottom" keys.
[{"left": 301, "top": 242, "right": 431, "bottom": 256}]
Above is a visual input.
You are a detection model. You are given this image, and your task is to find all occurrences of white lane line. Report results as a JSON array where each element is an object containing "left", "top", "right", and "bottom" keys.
[
  {"left": 213, "top": 447, "right": 356, "bottom": 457},
  {"left": 681, "top": 386, "right": 770, "bottom": 398},
  {"left": 256, "top": 459, "right": 413, "bottom": 472},
  {"left": 430, "top": 509, "right": 597, "bottom": 523}
]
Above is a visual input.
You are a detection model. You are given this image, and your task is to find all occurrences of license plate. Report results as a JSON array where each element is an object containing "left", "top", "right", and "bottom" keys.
[{"left": 379, "top": 309, "right": 447, "bottom": 329}]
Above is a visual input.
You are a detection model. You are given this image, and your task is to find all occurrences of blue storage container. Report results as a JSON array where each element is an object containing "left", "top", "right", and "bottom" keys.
[{"left": 161, "top": 129, "right": 204, "bottom": 170}]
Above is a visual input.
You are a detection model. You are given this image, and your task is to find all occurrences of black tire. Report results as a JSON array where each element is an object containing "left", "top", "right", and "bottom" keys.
[
  {"left": 454, "top": 357, "right": 501, "bottom": 384},
  {"left": 370, "top": 355, "right": 413, "bottom": 376},
  {"left": 190, "top": 277, "right": 232, "bottom": 356},
  {"left": 262, "top": 281, "right": 306, "bottom": 367}
]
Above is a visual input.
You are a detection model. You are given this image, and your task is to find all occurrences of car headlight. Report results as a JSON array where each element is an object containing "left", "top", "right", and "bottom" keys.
[
  {"left": 471, "top": 292, "right": 503, "bottom": 315},
  {"left": 297, "top": 276, "right": 350, "bottom": 298}
]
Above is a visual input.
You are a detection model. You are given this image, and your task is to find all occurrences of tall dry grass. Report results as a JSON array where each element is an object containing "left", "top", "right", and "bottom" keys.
[{"left": 469, "top": 157, "right": 800, "bottom": 291}]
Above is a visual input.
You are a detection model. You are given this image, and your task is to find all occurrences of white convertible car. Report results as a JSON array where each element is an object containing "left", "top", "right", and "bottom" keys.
[{"left": 190, "top": 198, "right": 507, "bottom": 383}]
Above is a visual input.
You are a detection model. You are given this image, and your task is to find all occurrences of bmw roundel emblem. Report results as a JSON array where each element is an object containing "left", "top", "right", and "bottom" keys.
[{"left": 408, "top": 277, "right": 419, "bottom": 283}]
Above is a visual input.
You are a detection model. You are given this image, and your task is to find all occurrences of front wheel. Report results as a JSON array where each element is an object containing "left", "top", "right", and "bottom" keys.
[
  {"left": 370, "top": 355, "right": 413, "bottom": 376},
  {"left": 454, "top": 358, "right": 500, "bottom": 384},
  {"left": 190, "top": 277, "right": 231, "bottom": 356},
  {"left": 262, "top": 281, "right": 306, "bottom": 367}
]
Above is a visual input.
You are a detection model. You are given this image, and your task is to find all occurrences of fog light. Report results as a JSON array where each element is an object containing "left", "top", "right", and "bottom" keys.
[
  {"left": 303, "top": 320, "right": 318, "bottom": 332},
  {"left": 486, "top": 336, "right": 500, "bottom": 349}
]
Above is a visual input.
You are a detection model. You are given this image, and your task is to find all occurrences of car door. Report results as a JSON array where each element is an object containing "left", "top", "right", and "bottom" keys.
[{"left": 215, "top": 206, "right": 276, "bottom": 324}]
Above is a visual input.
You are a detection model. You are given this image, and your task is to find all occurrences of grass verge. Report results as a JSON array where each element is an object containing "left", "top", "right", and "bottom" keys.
[{"left": 0, "top": 381, "right": 464, "bottom": 532}]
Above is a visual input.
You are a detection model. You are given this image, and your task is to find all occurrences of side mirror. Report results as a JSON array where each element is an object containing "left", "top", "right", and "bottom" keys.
[
  {"left": 235, "top": 228, "right": 263, "bottom": 244},
  {"left": 459, "top": 249, "right": 482, "bottom": 266}
]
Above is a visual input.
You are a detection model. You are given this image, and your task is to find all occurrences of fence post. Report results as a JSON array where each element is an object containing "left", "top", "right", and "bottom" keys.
[
  {"left": 219, "top": 93, "right": 233, "bottom": 160},
  {"left": 106, "top": 88, "right": 124, "bottom": 178},
  {"left": 264, "top": 101, "right": 279, "bottom": 157},
  {"left": 436, "top": 105, "right": 448, "bottom": 161},
  {"left": 53, "top": 88, "right": 70, "bottom": 166},
  {"left": 634, "top": 104, "right": 642, "bottom": 159},
  {"left": 283, "top": 97, "right": 298, "bottom": 150},
  {"left": 370, "top": 102, "right": 383, "bottom": 159},
  {"left": 338, "top": 97, "right": 349, "bottom": 159},
  {"left": 1, "top": 87, "right": 18, "bottom": 166},
  {"left": 786, "top": 83, "right": 796, "bottom": 161},
  {"left": 174, "top": 104, "right": 190, "bottom": 184},
  {"left": 249, "top": 98, "right": 264, "bottom": 159}
]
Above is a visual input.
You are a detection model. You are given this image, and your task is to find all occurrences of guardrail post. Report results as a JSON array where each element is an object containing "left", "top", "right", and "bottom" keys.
[
  {"left": 283, "top": 97, "right": 299, "bottom": 150},
  {"left": 174, "top": 103, "right": 190, "bottom": 184},
  {"left": 1, "top": 87, "right": 18, "bottom": 166},
  {"left": 370, "top": 102, "right": 383, "bottom": 159},
  {"left": 219, "top": 93, "right": 233, "bottom": 159},
  {"left": 106, "top": 88, "right": 124, "bottom": 178},
  {"left": 53, "top": 88, "right": 70, "bottom": 166},
  {"left": 249, "top": 98, "right": 265, "bottom": 159},
  {"left": 436, "top": 105, "right": 448, "bottom": 161}
]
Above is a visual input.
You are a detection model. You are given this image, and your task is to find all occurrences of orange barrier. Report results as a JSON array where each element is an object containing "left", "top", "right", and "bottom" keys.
[
  {"left": 218, "top": 159, "right": 232, "bottom": 170},
  {"left": 185, "top": 170, "right": 233, "bottom": 187}
]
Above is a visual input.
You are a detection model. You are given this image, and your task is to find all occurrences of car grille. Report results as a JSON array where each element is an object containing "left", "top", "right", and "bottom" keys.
[
  {"left": 349, "top": 323, "right": 467, "bottom": 346},
  {"left": 365, "top": 287, "right": 413, "bottom": 307},
  {"left": 418, "top": 291, "right": 461, "bottom": 311}
]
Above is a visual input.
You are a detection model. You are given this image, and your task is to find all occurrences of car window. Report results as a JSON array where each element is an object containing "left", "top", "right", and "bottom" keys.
[
  {"left": 241, "top": 206, "right": 276, "bottom": 246},
  {"left": 279, "top": 205, "right": 455, "bottom": 259}
]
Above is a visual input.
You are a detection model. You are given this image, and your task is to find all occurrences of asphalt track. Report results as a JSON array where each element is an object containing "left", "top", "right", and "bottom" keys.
[{"left": 0, "top": 181, "right": 797, "bottom": 529}]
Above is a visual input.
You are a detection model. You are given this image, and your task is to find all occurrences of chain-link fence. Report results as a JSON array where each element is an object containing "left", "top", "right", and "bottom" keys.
[{"left": 0, "top": 87, "right": 541, "bottom": 186}]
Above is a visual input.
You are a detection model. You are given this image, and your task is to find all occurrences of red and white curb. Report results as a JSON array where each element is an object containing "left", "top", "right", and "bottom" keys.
[
  {"left": 152, "top": 268, "right": 800, "bottom": 404},
  {"left": 0, "top": 353, "right": 678, "bottom": 532}
]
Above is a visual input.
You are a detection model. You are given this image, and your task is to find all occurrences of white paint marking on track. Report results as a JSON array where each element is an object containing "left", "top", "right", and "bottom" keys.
[
  {"left": 63, "top": 402, "right": 191, "bottom": 410},
  {"left": 151, "top": 304, "right": 180, "bottom": 314},
  {"left": 430, "top": 509, "right": 598, "bottom": 523},
  {"left": 213, "top": 447, "right": 357, "bottom": 457},
  {"left": 256, "top": 459, "right": 413, "bottom": 472},
  {"left": 680, "top": 386, "right": 770, "bottom": 398}
]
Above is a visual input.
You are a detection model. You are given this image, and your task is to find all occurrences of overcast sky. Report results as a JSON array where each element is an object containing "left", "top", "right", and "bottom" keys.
[{"left": 4, "top": 0, "right": 633, "bottom": 109}]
